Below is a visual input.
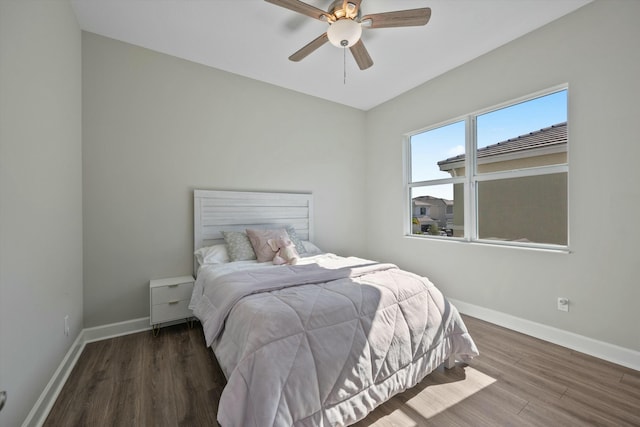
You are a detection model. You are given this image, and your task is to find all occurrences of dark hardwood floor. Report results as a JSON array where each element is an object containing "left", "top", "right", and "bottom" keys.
[{"left": 44, "top": 316, "right": 640, "bottom": 426}]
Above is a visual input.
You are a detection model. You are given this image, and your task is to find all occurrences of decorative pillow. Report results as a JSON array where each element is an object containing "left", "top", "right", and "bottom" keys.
[
  {"left": 194, "top": 244, "right": 229, "bottom": 265},
  {"left": 285, "top": 225, "right": 307, "bottom": 255},
  {"left": 221, "top": 231, "right": 257, "bottom": 262},
  {"left": 246, "top": 228, "right": 290, "bottom": 262},
  {"left": 302, "top": 240, "right": 323, "bottom": 255}
]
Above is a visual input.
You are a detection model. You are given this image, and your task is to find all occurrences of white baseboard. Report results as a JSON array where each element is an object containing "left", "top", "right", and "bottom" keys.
[
  {"left": 23, "top": 317, "right": 152, "bottom": 427},
  {"left": 23, "top": 304, "right": 639, "bottom": 427},
  {"left": 83, "top": 316, "right": 151, "bottom": 344},
  {"left": 450, "top": 298, "right": 640, "bottom": 372},
  {"left": 22, "top": 330, "right": 85, "bottom": 427}
]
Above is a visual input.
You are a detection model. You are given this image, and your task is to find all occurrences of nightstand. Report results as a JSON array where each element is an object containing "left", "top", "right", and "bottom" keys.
[{"left": 149, "top": 275, "right": 195, "bottom": 335}]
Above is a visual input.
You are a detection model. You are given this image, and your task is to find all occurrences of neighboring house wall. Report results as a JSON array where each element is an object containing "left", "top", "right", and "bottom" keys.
[
  {"left": 453, "top": 184, "right": 464, "bottom": 237},
  {"left": 82, "top": 33, "right": 367, "bottom": 327},
  {"left": 439, "top": 124, "right": 568, "bottom": 243},
  {"left": 0, "top": 2, "right": 83, "bottom": 426},
  {"left": 412, "top": 196, "right": 451, "bottom": 232},
  {"left": 476, "top": 173, "right": 567, "bottom": 245},
  {"left": 478, "top": 152, "right": 566, "bottom": 173},
  {"left": 364, "top": 0, "right": 640, "bottom": 354},
  {"left": 448, "top": 172, "right": 567, "bottom": 244}
]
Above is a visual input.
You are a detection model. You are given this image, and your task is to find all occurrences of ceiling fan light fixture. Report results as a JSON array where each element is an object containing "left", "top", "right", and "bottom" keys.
[{"left": 327, "top": 19, "right": 362, "bottom": 48}]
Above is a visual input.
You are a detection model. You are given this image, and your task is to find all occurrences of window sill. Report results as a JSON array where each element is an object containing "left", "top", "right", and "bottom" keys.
[{"left": 404, "top": 234, "right": 571, "bottom": 254}]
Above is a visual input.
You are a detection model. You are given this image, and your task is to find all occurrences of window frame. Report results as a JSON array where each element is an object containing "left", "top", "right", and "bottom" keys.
[{"left": 404, "top": 84, "right": 569, "bottom": 251}]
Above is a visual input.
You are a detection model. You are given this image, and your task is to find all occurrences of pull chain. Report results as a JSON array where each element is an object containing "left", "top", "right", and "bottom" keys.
[
  {"left": 343, "top": 47, "right": 347, "bottom": 84},
  {"left": 341, "top": 40, "right": 348, "bottom": 85}
]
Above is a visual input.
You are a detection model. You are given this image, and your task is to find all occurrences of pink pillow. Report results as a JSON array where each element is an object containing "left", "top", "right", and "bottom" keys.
[{"left": 245, "top": 228, "right": 289, "bottom": 262}]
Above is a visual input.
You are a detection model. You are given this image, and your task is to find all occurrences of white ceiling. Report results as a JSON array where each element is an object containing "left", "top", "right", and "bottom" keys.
[{"left": 71, "top": 0, "right": 591, "bottom": 111}]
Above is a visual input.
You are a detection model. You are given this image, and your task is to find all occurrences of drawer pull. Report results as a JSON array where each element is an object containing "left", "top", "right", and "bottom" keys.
[
  {"left": 168, "top": 300, "right": 180, "bottom": 305},
  {"left": 168, "top": 284, "right": 179, "bottom": 288}
]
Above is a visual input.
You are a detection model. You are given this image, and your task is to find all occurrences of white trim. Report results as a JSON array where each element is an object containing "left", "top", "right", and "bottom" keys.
[
  {"left": 22, "top": 317, "right": 153, "bottom": 427},
  {"left": 405, "top": 85, "right": 569, "bottom": 250},
  {"left": 83, "top": 317, "right": 152, "bottom": 344},
  {"left": 22, "top": 302, "right": 640, "bottom": 426},
  {"left": 403, "top": 135, "right": 412, "bottom": 236},
  {"left": 466, "top": 116, "right": 476, "bottom": 241},
  {"left": 449, "top": 298, "right": 640, "bottom": 372},
  {"left": 408, "top": 176, "right": 465, "bottom": 188},
  {"left": 21, "top": 331, "right": 85, "bottom": 427}
]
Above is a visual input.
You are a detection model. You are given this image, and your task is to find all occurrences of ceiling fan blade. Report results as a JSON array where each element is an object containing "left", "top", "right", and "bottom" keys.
[
  {"left": 349, "top": 39, "right": 373, "bottom": 70},
  {"left": 265, "top": 0, "right": 331, "bottom": 21},
  {"left": 289, "top": 32, "right": 329, "bottom": 62},
  {"left": 361, "top": 8, "right": 431, "bottom": 28}
]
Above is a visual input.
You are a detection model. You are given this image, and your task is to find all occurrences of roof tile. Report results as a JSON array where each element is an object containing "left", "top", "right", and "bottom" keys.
[{"left": 438, "top": 122, "right": 567, "bottom": 166}]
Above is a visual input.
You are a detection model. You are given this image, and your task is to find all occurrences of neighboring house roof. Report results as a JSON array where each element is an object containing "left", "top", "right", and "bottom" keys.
[
  {"left": 415, "top": 216, "right": 435, "bottom": 223},
  {"left": 438, "top": 121, "right": 567, "bottom": 168},
  {"left": 412, "top": 195, "right": 452, "bottom": 207}
]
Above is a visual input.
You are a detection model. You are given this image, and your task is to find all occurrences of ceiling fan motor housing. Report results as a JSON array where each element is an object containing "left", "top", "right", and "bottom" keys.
[{"left": 329, "top": 0, "right": 360, "bottom": 18}]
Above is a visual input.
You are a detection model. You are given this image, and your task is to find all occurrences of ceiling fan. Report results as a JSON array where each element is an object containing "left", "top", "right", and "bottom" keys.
[{"left": 265, "top": 0, "right": 432, "bottom": 70}]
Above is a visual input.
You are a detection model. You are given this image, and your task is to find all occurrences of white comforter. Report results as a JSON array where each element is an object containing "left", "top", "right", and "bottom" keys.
[{"left": 190, "top": 254, "right": 478, "bottom": 427}]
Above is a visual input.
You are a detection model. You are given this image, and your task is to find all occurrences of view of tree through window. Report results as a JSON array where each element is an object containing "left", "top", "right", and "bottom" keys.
[{"left": 407, "top": 87, "right": 568, "bottom": 247}]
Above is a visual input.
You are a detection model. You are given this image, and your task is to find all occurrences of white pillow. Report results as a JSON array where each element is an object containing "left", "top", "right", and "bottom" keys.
[
  {"left": 301, "top": 241, "right": 323, "bottom": 255},
  {"left": 194, "top": 244, "right": 230, "bottom": 265}
]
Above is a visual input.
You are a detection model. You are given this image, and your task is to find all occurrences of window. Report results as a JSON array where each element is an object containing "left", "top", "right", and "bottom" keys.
[{"left": 406, "top": 86, "right": 568, "bottom": 249}]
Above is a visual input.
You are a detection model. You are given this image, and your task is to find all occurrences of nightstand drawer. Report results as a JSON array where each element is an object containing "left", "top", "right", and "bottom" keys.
[
  {"left": 149, "top": 276, "right": 195, "bottom": 329},
  {"left": 151, "top": 281, "right": 193, "bottom": 305},
  {"left": 151, "top": 299, "right": 192, "bottom": 323}
]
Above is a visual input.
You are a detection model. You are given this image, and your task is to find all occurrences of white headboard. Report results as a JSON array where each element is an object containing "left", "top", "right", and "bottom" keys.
[{"left": 194, "top": 190, "right": 314, "bottom": 271}]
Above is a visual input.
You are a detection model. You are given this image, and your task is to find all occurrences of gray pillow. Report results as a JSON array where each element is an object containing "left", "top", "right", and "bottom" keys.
[
  {"left": 285, "top": 225, "right": 307, "bottom": 255},
  {"left": 221, "top": 231, "right": 257, "bottom": 262}
]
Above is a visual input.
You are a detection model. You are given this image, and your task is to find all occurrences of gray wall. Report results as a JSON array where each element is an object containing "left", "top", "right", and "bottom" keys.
[
  {"left": 0, "top": 1, "right": 83, "bottom": 426},
  {"left": 82, "top": 33, "right": 367, "bottom": 327},
  {"left": 4, "top": 2, "right": 638, "bottom": 424},
  {"left": 364, "top": 0, "right": 640, "bottom": 352}
]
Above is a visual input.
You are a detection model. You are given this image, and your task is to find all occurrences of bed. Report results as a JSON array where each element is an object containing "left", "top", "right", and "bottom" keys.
[{"left": 189, "top": 189, "right": 479, "bottom": 427}]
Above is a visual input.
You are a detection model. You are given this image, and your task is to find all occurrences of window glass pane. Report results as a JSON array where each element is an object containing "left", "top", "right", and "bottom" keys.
[
  {"left": 475, "top": 90, "right": 567, "bottom": 174},
  {"left": 477, "top": 173, "right": 567, "bottom": 245},
  {"left": 410, "top": 121, "right": 465, "bottom": 182},
  {"left": 410, "top": 185, "right": 462, "bottom": 237},
  {"left": 407, "top": 87, "right": 568, "bottom": 249}
]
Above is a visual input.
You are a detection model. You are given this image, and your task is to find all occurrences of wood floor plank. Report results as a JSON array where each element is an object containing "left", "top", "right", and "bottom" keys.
[
  {"left": 141, "top": 330, "right": 180, "bottom": 427},
  {"left": 561, "top": 383, "right": 640, "bottom": 426},
  {"left": 519, "top": 351, "right": 626, "bottom": 389},
  {"left": 469, "top": 355, "right": 567, "bottom": 405},
  {"left": 518, "top": 398, "right": 609, "bottom": 427},
  {"left": 174, "top": 326, "right": 219, "bottom": 426},
  {"left": 621, "top": 370, "right": 640, "bottom": 388},
  {"left": 516, "top": 353, "right": 640, "bottom": 412},
  {"left": 44, "top": 316, "right": 640, "bottom": 427}
]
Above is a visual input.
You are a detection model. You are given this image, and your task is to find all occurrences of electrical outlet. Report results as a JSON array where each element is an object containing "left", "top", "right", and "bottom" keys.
[
  {"left": 557, "top": 297, "right": 569, "bottom": 312},
  {"left": 64, "top": 315, "right": 69, "bottom": 336}
]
